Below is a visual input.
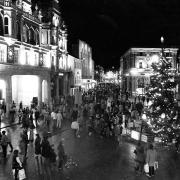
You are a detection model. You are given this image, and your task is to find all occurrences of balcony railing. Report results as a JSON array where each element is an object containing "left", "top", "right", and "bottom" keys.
[{"left": 23, "top": 12, "right": 41, "bottom": 24}]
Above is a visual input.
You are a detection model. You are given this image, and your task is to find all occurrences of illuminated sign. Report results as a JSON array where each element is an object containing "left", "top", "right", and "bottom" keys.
[{"left": 74, "top": 69, "right": 82, "bottom": 86}]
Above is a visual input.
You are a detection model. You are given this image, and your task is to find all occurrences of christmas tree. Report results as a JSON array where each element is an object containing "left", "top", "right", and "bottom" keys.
[{"left": 145, "top": 41, "right": 180, "bottom": 144}]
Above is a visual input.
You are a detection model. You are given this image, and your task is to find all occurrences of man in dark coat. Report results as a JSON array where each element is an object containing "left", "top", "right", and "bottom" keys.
[{"left": 57, "top": 140, "right": 66, "bottom": 170}]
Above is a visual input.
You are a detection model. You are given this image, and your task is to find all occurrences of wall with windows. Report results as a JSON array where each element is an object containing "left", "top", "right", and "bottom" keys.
[{"left": 120, "top": 48, "right": 178, "bottom": 95}]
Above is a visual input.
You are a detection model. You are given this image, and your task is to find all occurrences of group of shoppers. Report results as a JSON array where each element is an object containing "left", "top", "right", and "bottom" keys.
[{"left": 134, "top": 143, "right": 158, "bottom": 178}]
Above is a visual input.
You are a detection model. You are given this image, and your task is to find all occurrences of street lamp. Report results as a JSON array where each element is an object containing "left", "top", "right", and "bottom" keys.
[{"left": 160, "top": 36, "right": 164, "bottom": 44}]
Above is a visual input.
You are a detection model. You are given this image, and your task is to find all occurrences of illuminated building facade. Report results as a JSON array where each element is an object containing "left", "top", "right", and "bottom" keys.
[
  {"left": 0, "top": 0, "right": 69, "bottom": 112},
  {"left": 120, "top": 48, "right": 178, "bottom": 96},
  {"left": 38, "top": 0, "right": 69, "bottom": 104},
  {"left": 71, "top": 40, "right": 95, "bottom": 91},
  {"left": 67, "top": 40, "right": 95, "bottom": 92}
]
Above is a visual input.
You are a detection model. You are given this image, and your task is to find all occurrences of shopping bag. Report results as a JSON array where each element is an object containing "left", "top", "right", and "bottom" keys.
[
  {"left": 154, "top": 161, "right": 159, "bottom": 170},
  {"left": 71, "top": 121, "right": 79, "bottom": 130},
  {"left": 18, "top": 168, "right": 26, "bottom": 180},
  {"left": 144, "top": 163, "right": 149, "bottom": 173},
  {"left": 12, "top": 169, "right": 15, "bottom": 177}
]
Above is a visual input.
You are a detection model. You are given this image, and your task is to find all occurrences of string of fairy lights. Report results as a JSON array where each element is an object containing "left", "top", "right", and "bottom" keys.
[{"left": 145, "top": 39, "right": 180, "bottom": 144}]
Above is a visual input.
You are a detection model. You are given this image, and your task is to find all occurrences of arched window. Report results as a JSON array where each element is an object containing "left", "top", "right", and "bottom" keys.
[
  {"left": 22, "top": 25, "right": 29, "bottom": 42},
  {"left": 23, "top": 26, "right": 27, "bottom": 42},
  {"left": 4, "top": 17, "right": 9, "bottom": 34},
  {"left": 0, "top": 14, "right": 3, "bottom": 36},
  {"left": 29, "top": 28, "right": 35, "bottom": 44},
  {"left": 139, "top": 62, "right": 143, "bottom": 68},
  {"left": 35, "top": 30, "right": 39, "bottom": 45}
]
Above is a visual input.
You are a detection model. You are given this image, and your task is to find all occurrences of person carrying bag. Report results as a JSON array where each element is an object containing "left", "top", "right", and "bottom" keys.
[
  {"left": 12, "top": 150, "right": 26, "bottom": 180},
  {"left": 146, "top": 144, "right": 158, "bottom": 178}
]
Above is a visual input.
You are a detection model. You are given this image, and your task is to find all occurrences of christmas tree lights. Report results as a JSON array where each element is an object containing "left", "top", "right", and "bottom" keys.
[{"left": 145, "top": 40, "right": 180, "bottom": 144}]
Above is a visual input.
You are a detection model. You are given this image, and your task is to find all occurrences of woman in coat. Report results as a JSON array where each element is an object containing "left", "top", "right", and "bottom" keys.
[
  {"left": 146, "top": 144, "right": 157, "bottom": 177},
  {"left": 12, "top": 150, "right": 23, "bottom": 180},
  {"left": 134, "top": 143, "right": 145, "bottom": 175}
]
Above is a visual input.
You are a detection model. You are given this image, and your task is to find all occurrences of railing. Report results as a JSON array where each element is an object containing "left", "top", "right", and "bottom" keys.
[{"left": 23, "top": 12, "right": 40, "bottom": 23}]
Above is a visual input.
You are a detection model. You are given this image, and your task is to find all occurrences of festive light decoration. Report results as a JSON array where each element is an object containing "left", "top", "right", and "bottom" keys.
[{"left": 145, "top": 40, "right": 180, "bottom": 144}]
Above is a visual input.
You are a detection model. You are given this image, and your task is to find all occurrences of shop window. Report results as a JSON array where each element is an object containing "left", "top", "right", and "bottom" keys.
[{"left": 4, "top": 17, "right": 9, "bottom": 34}]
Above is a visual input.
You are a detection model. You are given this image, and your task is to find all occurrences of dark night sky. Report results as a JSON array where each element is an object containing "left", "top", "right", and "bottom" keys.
[{"left": 52, "top": 0, "right": 180, "bottom": 69}]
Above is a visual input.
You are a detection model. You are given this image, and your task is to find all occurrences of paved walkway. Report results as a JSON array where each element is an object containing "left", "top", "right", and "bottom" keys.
[{"left": 0, "top": 117, "right": 180, "bottom": 180}]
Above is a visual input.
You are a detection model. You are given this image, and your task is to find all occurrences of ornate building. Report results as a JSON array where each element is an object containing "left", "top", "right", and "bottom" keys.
[
  {"left": 120, "top": 47, "right": 178, "bottom": 96},
  {"left": 0, "top": 0, "right": 70, "bottom": 113},
  {"left": 70, "top": 40, "right": 95, "bottom": 91}
]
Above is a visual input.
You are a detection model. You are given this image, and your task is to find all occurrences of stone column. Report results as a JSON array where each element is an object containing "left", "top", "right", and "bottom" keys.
[
  {"left": 6, "top": 75, "right": 12, "bottom": 118},
  {"left": 38, "top": 76, "right": 43, "bottom": 109},
  {"left": 47, "top": 76, "right": 52, "bottom": 110}
]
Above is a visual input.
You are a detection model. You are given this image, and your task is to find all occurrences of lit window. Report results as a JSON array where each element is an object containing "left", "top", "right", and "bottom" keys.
[
  {"left": 139, "top": 62, "right": 143, "bottom": 68},
  {"left": 4, "top": 17, "right": 9, "bottom": 34}
]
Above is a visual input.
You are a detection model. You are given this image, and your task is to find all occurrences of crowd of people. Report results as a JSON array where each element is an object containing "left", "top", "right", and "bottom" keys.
[
  {"left": 0, "top": 98, "right": 69, "bottom": 179},
  {"left": 80, "top": 84, "right": 160, "bottom": 178},
  {"left": 0, "top": 83, "right": 180, "bottom": 179}
]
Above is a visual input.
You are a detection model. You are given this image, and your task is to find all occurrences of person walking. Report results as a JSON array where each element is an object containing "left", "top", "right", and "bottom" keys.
[
  {"left": 146, "top": 144, "right": 158, "bottom": 178},
  {"left": 41, "top": 135, "right": 52, "bottom": 177},
  {"left": 51, "top": 110, "right": 57, "bottom": 130},
  {"left": 71, "top": 107, "right": 78, "bottom": 122},
  {"left": 134, "top": 143, "right": 145, "bottom": 176},
  {"left": 175, "top": 135, "right": 180, "bottom": 153},
  {"left": 18, "top": 109, "right": 23, "bottom": 124},
  {"left": 34, "top": 134, "right": 42, "bottom": 174},
  {"left": 35, "top": 108, "right": 40, "bottom": 127},
  {"left": 1, "top": 130, "right": 8, "bottom": 158},
  {"left": 57, "top": 140, "right": 66, "bottom": 171},
  {"left": 20, "top": 129, "right": 29, "bottom": 164},
  {"left": 57, "top": 110, "right": 63, "bottom": 128},
  {"left": 12, "top": 150, "right": 23, "bottom": 180},
  {"left": 6, "top": 128, "right": 13, "bottom": 153}
]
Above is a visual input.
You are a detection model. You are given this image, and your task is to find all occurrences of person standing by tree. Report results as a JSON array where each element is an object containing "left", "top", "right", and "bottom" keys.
[
  {"left": 134, "top": 143, "right": 145, "bottom": 176},
  {"left": 175, "top": 134, "right": 180, "bottom": 153},
  {"left": 146, "top": 144, "right": 158, "bottom": 178}
]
